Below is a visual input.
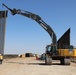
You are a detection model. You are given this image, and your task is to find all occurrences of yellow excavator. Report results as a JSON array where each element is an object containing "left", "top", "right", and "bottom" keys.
[{"left": 3, "top": 4, "right": 76, "bottom": 65}]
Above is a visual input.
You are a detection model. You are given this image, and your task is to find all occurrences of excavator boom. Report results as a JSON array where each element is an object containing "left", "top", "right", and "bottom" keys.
[{"left": 2, "top": 3, "right": 57, "bottom": 45}]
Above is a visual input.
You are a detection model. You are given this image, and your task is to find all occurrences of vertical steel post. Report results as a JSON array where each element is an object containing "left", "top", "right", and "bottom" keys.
[{"left": 0, "top": 11, "right": 8, "bottom": 55}]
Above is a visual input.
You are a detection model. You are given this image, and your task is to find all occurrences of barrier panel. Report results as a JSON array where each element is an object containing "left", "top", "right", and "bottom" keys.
[{"left": 0, "top": 11, "right": 8, "bottom": 54}]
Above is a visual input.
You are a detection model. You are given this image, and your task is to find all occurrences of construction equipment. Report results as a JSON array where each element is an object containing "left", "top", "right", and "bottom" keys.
[
  {"left": 3, "top": 3, "right": 76, "bottom": 65},
  {"left": 0, "top": 54, "right": 3, "bottom": 64}
]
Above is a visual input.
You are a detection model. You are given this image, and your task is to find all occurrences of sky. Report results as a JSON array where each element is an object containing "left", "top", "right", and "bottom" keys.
[{"left": 0, "top": 0, "right": 76, "bottom": 54}]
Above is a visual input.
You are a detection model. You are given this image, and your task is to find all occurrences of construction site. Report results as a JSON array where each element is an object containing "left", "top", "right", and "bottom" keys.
[{"left": 0, "top": 1, "right": 76, "bottom": 75}]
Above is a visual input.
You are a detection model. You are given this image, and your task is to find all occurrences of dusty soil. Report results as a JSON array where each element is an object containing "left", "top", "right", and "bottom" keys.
[{"left": 0, "top": 57, "right": 76, "bottom": 75}]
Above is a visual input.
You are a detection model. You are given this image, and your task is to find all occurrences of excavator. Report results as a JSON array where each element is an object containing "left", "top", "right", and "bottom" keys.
[{"left": 3, "top": 4, "right": 76, "bottom": 65}]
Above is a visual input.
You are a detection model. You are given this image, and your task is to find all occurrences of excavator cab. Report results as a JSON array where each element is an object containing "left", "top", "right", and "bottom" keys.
[{"left": 46, "top": 44, "right": 57, "bottom": 56}]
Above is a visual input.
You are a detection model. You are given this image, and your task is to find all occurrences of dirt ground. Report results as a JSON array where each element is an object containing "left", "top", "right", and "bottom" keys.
[{"left": 0, "top": 57, "right": 76, "bottom": 75}]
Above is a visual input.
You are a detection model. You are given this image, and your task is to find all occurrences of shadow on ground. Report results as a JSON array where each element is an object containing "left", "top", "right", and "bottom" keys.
[
  {"left": 4, "top": 61, "right": 61, "bottom": 65},
  {"left": 4, "top": 61, "right": 71, "bottom": 66},
  {"left": 27, "top": 62, "right": 63, "bottom": 66}
]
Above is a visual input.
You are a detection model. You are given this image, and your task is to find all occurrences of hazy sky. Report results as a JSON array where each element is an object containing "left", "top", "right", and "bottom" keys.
[{"left": 0, "top": 0, "right": 76, "bottom": 54}]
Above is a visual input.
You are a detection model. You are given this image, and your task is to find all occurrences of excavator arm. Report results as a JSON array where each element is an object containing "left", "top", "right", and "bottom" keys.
[{"left": 2, "top": 3, "right": 57, "bottom": 45}]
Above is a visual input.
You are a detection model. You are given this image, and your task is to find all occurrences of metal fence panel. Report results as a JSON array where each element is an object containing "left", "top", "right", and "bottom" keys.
[{"left": 0, "top": 11, "right": 8, "bottom": 54}]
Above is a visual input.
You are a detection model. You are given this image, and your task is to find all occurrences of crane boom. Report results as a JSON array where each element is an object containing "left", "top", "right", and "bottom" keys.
[{"left": 2, "top": 4, "right": 57, "bottom": 45}]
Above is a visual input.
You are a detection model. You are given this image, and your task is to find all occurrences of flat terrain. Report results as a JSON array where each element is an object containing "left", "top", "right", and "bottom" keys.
[{"left": 0, "top": 57, "right": 76, "bottom": 75}]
